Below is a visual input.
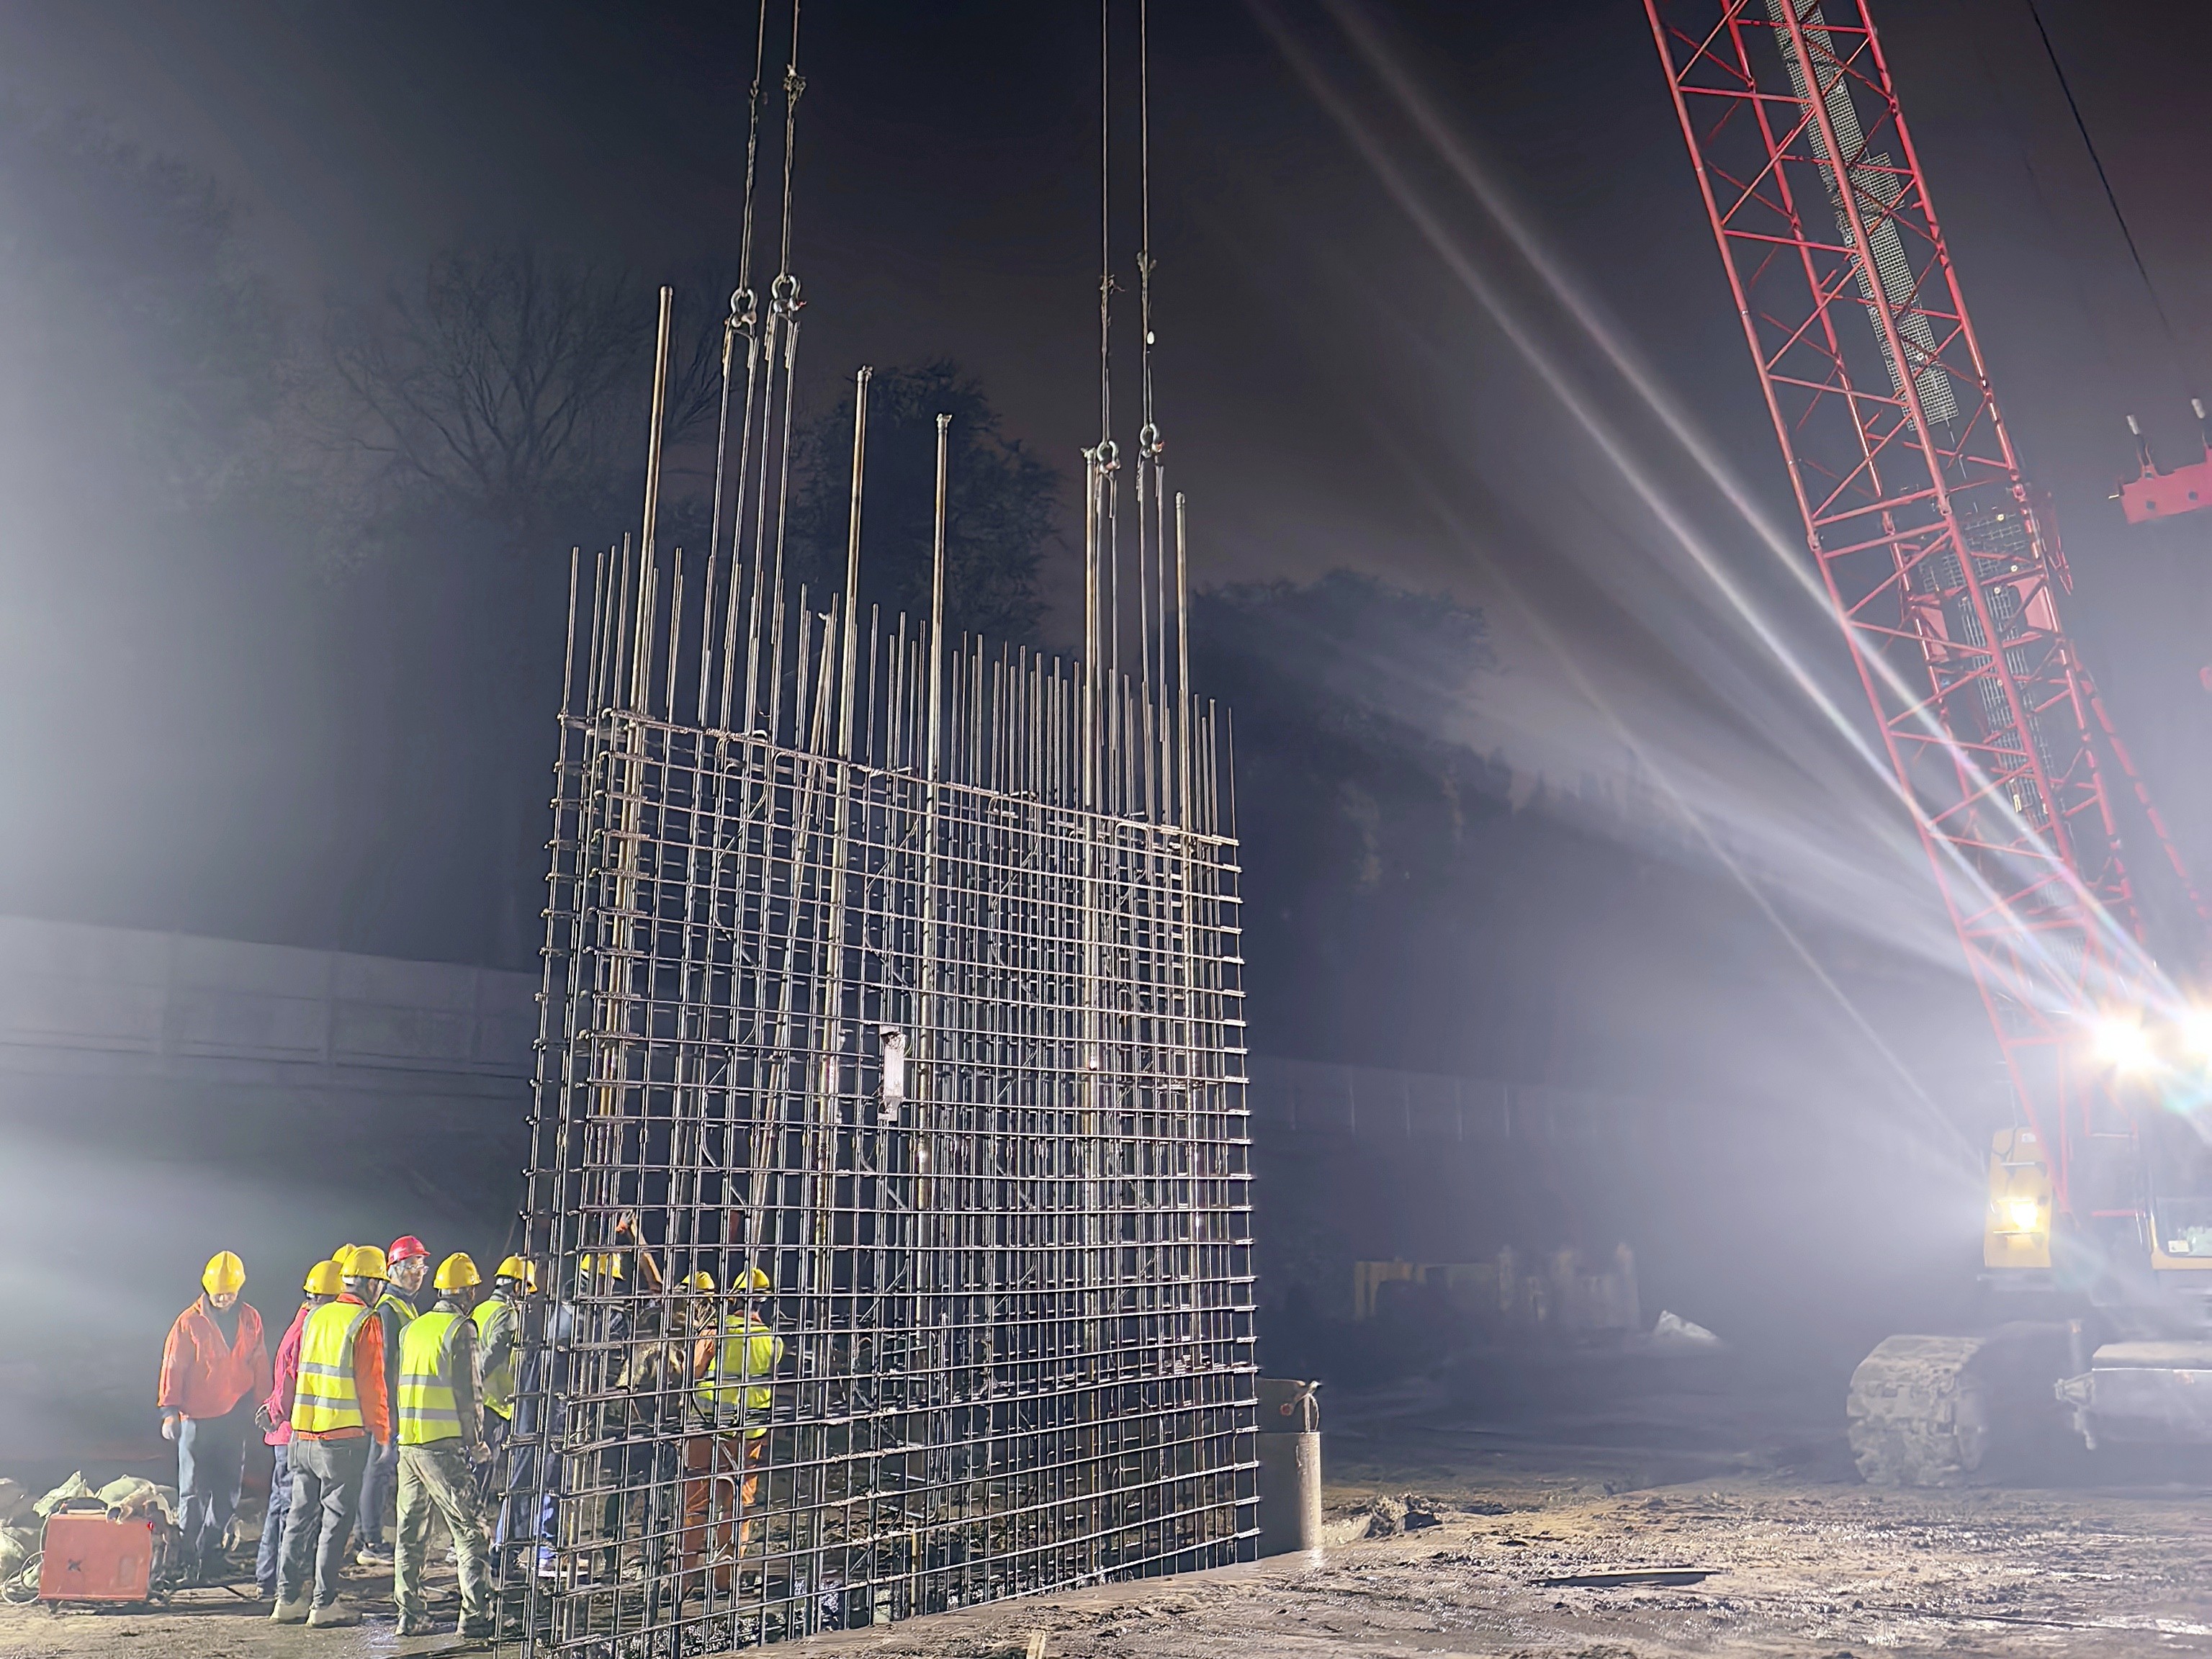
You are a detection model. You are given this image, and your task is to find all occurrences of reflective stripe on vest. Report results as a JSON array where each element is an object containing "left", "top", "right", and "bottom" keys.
[
  {"left": 293, "top": 1303, "right": 374, "bottom": 1434},
  {"left": 472, "top": 1297, "right": 516, "bottom": 1421},
  {"left": 694, "top": 1318, "right": 781, "bottom": 1437},
  {"left": 397, "top": 1310, "right": 463, "bottom": 1445}
]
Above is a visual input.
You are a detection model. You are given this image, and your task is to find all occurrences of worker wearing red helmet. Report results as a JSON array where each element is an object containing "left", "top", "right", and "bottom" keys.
[{"left": 351, "top": 1234, "right": 428, "bottom": 1567}]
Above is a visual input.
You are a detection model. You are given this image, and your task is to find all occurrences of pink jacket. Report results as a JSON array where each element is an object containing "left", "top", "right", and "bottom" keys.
[{"left": 261, "top": 1301, "right": 312, "bottom": 1447}]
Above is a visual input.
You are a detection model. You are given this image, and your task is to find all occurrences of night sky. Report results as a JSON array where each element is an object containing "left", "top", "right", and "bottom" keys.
[{"left": 4, "top": 0, "right": 2211, "bottom": 976}]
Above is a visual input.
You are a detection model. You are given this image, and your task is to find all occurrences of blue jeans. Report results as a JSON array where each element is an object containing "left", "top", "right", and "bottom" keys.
[
  {"left": 279, "top": 1436, "right": 371, "bottom": 1610},
  {"left": 495, "top": 1432, "right": 549, "bottom": 1552},
  {"left": 255, "top": 1441, "right": 291, "bottom": 1595},
  {"left": 176, "top": 1403, "right": 253, "bottom": 1576},
  {"left": 354, "top": 1432, "right": 399, "bottom": 1548}
]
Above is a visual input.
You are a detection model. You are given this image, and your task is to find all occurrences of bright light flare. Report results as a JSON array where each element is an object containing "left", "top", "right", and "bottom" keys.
[
  {"left": 2000, "top": 1196, "right": 2043, "bottom": 1235},
  {"left": 2092, "top": 1012, "right": 2155, "bottom": 1074},
  {"left": 2178, "top": 1007, "right": 2212, "bottom": 1061}
]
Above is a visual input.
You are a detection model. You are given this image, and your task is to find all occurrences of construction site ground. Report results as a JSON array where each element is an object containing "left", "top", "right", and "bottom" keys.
[{"left": 9, "top": 1343, "right": 2212, "bottom": 1658}]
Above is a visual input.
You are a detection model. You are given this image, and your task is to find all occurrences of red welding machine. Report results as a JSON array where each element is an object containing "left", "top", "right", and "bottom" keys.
[{"left": 37, "top": 1510, "right": 156, "bottom": 1604}]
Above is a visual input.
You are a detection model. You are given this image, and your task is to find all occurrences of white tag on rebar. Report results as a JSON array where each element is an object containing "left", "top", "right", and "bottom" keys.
[{"left": 880, "top": 1027, "right": 907, "bottom": 1107}]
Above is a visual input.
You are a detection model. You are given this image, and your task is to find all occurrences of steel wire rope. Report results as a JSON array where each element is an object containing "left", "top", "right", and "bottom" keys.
[
  {"left": 2022, "top": 0, "right": 2189, "bottom": 393},
  {"left": 703, "top": 0, "right": 776, "bottom": 727}
]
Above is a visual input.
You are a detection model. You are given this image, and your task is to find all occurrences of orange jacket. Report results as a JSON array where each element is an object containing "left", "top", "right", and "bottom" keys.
[
  {"left": 158, "top": 1297, "right": 271, "bottom": 1421},
  {"left": 290, "top": 1293, "right": 390, "bottom": 1444}
]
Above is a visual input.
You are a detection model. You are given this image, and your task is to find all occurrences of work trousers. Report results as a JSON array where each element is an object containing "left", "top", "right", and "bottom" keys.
[
  {"left": 278, "top": 1434, "right": 372, "bottom": 1610},
  {"left": 494, "top": 1436, "right": 559, "bottom": 1555},
  {"left": 176, "top": 1401, "right": 253, "bottom": 1578},
  {"left": 678, "top": 1434, "right": 764, "bottom": 1593},
  {"left": 255, "top": 1441, "right": 292, "bottom": 1596},
  {"left": 354, "top": 1433, "right": 399, "bottom": 1547},
  {"left": 397, "top": 1443, "right": 491, "bottom": 1627},
  {"left": 477, "top": 1411, "right": 510, "bottom": 1510}
]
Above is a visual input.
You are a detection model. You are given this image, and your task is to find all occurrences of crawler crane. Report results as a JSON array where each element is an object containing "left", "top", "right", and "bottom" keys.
[{"left": 1645, "top": 0, "right": 2212, "bottom": 1480}]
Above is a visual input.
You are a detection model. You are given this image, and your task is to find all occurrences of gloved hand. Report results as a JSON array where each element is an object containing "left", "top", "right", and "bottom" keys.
[
  {"left": 161, "top": 1415, "right": 179, "bottom": 1442},
  {"left": 253, "top": 1403, "right": 276, "bottom": 1436}
]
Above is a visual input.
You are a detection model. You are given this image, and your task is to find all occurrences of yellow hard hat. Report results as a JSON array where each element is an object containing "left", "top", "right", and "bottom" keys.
[
  {"left": 346, "top": 1244, "right": 390, "bottom": 1281},
  {"left": 434, "top": 1252, "right": 481, "bottom": 1292},
  {"left": 202, "top": 1251, "right": 246, "bottom": 1298},
  {"left": 303, "top": 1260, "right": 344, "bottom": 1296},
  {"left": 495, "top": 1254, "right": 531, "bottom": 1285},
  {"left": 577, "top": 1251, "right": 625, "bottom": 1283},
  {"left": 680, "top": 1271, "right": 716, "bottom": 1295},
  {"left": 735, "top": 1266, "right": 771, "bottom": 1292}
]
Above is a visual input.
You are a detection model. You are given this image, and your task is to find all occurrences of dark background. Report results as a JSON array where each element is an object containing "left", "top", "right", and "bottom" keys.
[{"left": 2, "top": 0, "right": 2209, "bottom": 1416}]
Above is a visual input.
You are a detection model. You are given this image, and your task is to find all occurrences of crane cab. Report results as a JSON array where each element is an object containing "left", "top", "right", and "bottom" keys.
[{"left": 1985, "top": 1127, "right": 2054, "bottom": 1273}]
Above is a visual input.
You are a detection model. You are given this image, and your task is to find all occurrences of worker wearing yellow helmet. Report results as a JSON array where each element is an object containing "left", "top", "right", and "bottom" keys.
[
  {"left": 393, "top": 1254, "right": 492, "bottom": 1638},
  {"left": 252, "top": 1262, "right": 343, "bottom": 1599},
  {"left": 470, "top": 1254, "right": 533, "bottom": 1509},
  {"left": 678, "top": 1264, "right": 782, "bottom": 1593},
  {"left": 158, "top": 1251, "right": 271, "bottom": 1585},
  {"left": 272, "top": 1242, "right": 391, "bottom": 1627}
]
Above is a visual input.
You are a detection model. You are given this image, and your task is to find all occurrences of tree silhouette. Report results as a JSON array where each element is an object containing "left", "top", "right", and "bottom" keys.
[
  {"left": 321, "top": 246, "right": 727, "bottom": 554},
  {"left": 787, "top": 360, "right": 1061, "bottom": 644}
]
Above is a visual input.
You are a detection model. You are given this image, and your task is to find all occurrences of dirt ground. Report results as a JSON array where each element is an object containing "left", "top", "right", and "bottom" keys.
[{"left": 9, "top": 1347, "right": 2212, "bottom": 1658}]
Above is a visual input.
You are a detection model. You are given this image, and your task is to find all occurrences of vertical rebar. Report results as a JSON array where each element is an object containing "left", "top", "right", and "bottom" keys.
[
  {"left": 927, "top": 413, "right": 950, "bottom": 785},
  {"left": 1175, "top": 493, "right": 1191, "bottom": 830},
  {"left": 640, "top": 285, "right": 675, "bottom": 570},
  {"left": 839, "top": 367, "right": 873, "bottom": 760}
]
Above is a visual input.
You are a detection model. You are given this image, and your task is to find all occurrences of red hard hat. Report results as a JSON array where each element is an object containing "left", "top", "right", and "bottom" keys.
[{"left": 388, "top": 1235, "right": 430, "bottom": 1264}]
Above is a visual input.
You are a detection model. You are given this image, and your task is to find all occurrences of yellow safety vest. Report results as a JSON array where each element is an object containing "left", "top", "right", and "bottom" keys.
[
  {"left": 293, "top": 1302, "right": 374, "bottom": 1434},
  {"left": 397, "top": 1310, "right": 467, "bottom": 1445},
  {"left": 472, "top": 1296, "right": 517, "bottom": 1421},
  {"left": 695, "top": 1316, "right": 781, "bottom": 1437}
]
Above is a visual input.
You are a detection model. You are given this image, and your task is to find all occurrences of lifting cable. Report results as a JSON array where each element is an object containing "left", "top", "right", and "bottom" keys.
[
  {"left": 1137, "top": 0, "right": 1157, "bottom": 458},
  {"left": 1137, "top": 0, "right": 1173, "bottom": 801},
  {"left": 1099, "top": 0, "right": 1123, "bottom": 681},
  {"left": 1098, "top": 0, "right": 1115, "bottom": 459},
  {"left": 703, "top": 0, "right": 775, "bottom": 724},
  {"left": 2022, "top": 0, "right": 2188, "bottom": 387}
]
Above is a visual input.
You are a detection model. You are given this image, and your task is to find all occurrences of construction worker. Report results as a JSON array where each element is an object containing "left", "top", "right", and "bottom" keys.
[
  {"left": 473, "top": 1255, "right": 532, "bottom": 1515},
  {"left": 354, "top": 1233, "right": 428, "bottom": 1565},
  {"left": 271, "top": 1244, "right": 390, "bottom": 1629},
  {"left": 608, "top": 1270, "right": 713, "bottom": 1608},
  {"left": 473, "top": 1259, "right": 529, "bottom": 1453},
  {"left": 395, "top": 1253, "right": 493, "bottom": 1640},
  {"left": 253, "top": 1261, "right": 341, "bottom": 1599},
  {"left": 159, "top": 1251, "right": 271, "bottom": 1584},
  {"left": 678, "top": 1265, "right": 782, "bottom": 1596},
  {"left": 499, "top": 1250, "right": 631, "bottom": 1593}
]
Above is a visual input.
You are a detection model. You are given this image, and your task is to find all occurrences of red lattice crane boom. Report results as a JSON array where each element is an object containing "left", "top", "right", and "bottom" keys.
[{"left": 1642, "top": 0, "right": 2154, "bottom": 1228}]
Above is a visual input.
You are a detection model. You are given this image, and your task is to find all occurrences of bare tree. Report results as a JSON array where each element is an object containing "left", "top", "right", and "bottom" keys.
[{"left": 323, "top": 245, "right": 724, "bottom": 551}]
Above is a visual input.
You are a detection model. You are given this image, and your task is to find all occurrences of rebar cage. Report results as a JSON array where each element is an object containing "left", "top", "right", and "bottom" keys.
[{"left": 506, "top": 430, "right": 1256, "bottom": 1650}]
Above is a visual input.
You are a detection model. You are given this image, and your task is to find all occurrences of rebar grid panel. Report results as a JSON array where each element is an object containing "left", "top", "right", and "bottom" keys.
[{"left": 507, "top": 504, "right": 1255, "bottom": 1651}]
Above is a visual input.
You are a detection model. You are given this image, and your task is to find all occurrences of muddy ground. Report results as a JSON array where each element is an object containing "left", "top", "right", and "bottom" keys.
[{"left": 8, "top": 1345, "right": 2212, "bottom": 1658}]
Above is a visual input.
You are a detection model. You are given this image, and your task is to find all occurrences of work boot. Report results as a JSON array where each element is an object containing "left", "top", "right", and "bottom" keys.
[
  {"left": 398, "top": 1614, "right": 437, "bottom": 1637},
  {"left": 356, "top": 1541, "right": 394, "bottom": 1568},
  {"left": 459, "top": 1617, "right": 496, "bottom": 1642},
  {"left": 307, "top": 1601, "right": 362, "bottom": 1628},
  {"left": 270, "top": 1593, "right": 310, "bottom": 1624}
]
